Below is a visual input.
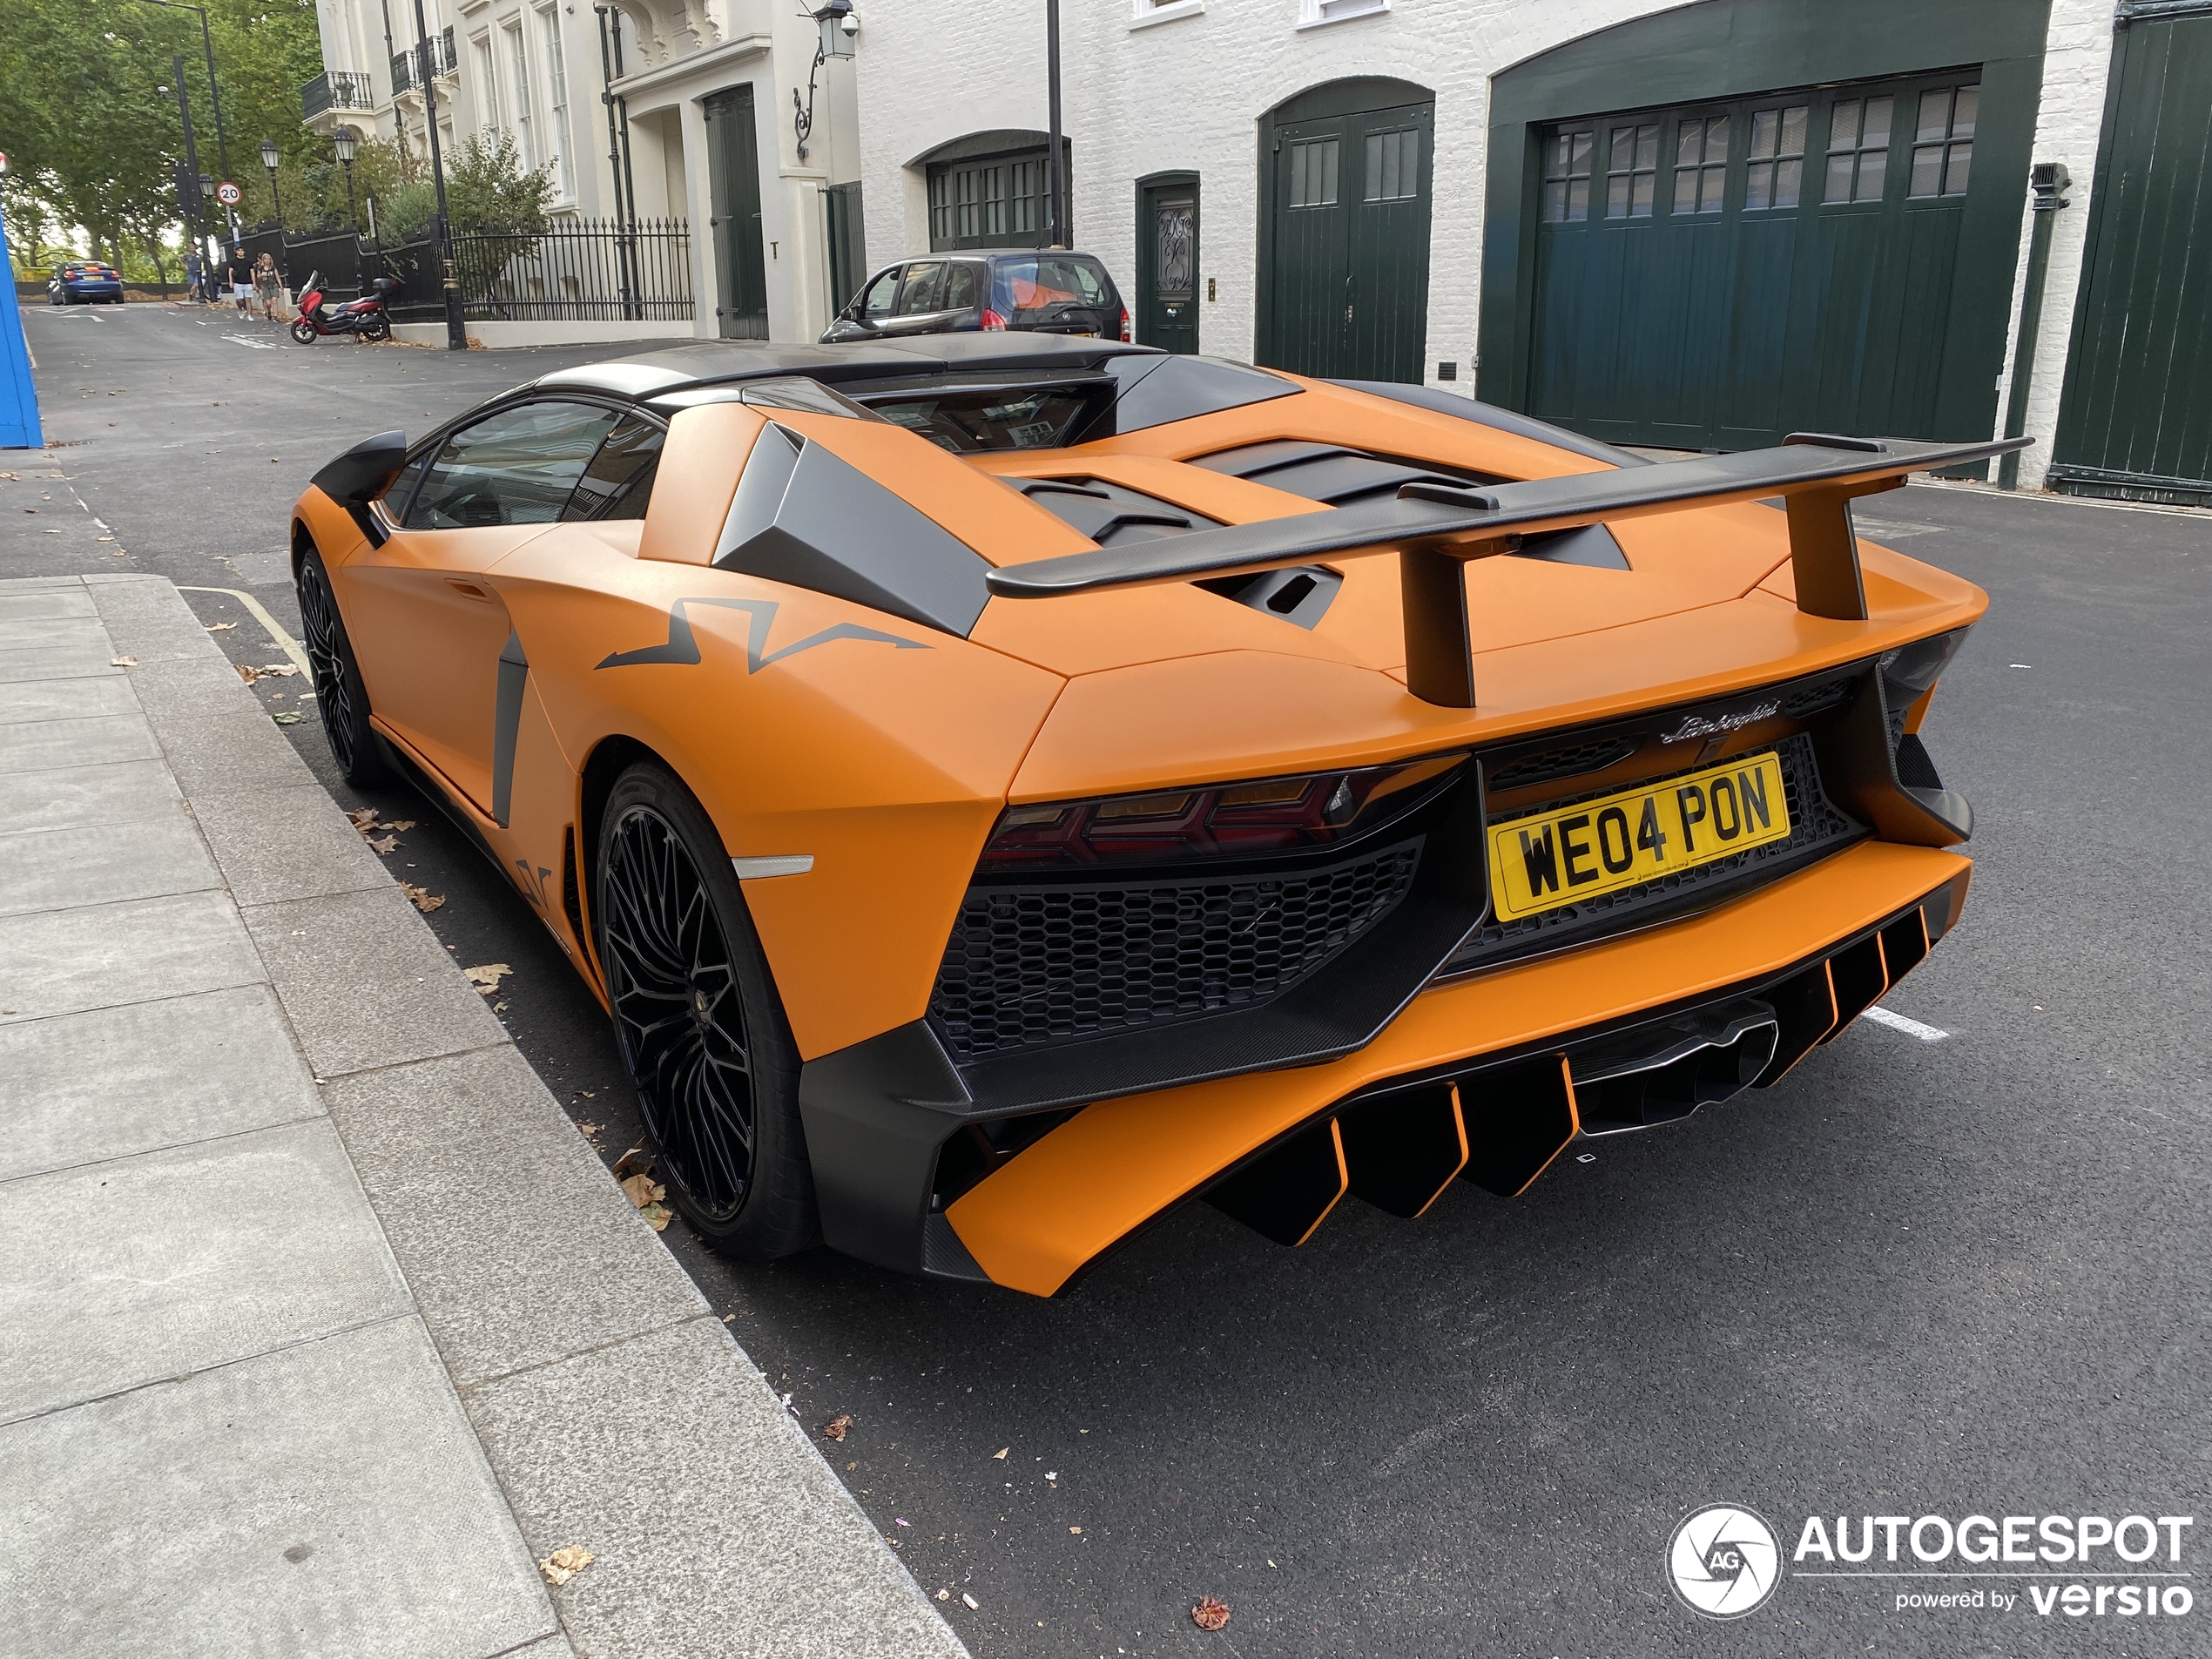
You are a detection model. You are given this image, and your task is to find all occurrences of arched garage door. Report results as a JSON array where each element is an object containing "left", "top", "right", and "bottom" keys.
[
  {"left": 1258, "top": 78, "right": 1434, "bottom": 384},
  {"left": 1478, "top": 0, "right": 2048, "bottom": 452}
]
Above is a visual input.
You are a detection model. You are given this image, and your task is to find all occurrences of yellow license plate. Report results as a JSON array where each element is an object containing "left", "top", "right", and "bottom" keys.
[{"left": 1487, "top": 750, "right": 1791, "bottom": 922}]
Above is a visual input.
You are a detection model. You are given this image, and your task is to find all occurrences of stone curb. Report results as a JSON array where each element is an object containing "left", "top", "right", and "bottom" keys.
[{"left": 30, "top": 577, "right": 968, "bottom": 1659}]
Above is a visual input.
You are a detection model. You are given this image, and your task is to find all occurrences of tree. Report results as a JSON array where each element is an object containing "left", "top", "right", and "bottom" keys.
[{"left": 0, "top": 0, "right": 322, "bottom": 264}]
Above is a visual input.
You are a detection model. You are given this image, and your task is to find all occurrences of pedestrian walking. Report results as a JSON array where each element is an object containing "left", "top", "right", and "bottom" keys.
[
  {"left": 226, "top": 244, "right": 254, "bottom": 315},
  {"left": 183, "top": 249, "right": 204, "bottom": 303},
  {"left": 253, "top": 253, "right": 285, "bottom": 321}
]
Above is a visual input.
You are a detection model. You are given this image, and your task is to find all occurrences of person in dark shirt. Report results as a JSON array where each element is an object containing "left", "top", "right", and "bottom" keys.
[{"left": 226, "top": 245, "right": 254, "bottom": 314}]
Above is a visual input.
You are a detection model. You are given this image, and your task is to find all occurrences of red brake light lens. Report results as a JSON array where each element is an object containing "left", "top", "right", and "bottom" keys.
[
  {"left": 1117, "top": 307, "right": 1132, "bottom": 343},
  {"left": 979, "top": 307, "right": 1008, "bottom": 331},
  {"left": 979, "top": 754, "right": 1467, "bottom": 871}
]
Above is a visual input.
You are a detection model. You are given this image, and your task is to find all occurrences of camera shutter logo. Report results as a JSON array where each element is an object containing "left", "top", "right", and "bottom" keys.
[{"left": 1668, "top": 1504, "right": 1784, "bottom": 1619}]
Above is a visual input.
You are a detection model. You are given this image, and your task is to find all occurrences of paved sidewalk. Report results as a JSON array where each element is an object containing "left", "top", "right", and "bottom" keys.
[{"left": 0, "top": 575, "right": 967, "bottom": 1659}]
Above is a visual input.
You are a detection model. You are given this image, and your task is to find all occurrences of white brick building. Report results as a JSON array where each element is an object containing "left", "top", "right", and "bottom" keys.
[
  {"left": 302, "top": 0, "right": 866, "bottom": 345},
  {"left": 849, "top": 0, "right": 2202, "bottom": 498}
]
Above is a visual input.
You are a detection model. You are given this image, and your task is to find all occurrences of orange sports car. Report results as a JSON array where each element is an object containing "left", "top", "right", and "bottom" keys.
[{"left": 291, "top": 336, "right": 2020, "bottom": 1296}]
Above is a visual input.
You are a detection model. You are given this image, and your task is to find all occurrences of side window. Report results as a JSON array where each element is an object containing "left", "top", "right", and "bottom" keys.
[
  {"left": 380, "top": 451, "right": 435, "bottom": 523},
  {"left": 562, "top": 414, "right": 665, "bottom": 522},
  {"left": 402, "top": 401, "right": 621, "bottom": 530},
  {"left": 942, "top": 261, "right": 981, "bottom": 312},
  {"left": 895, "top": 260, "right": 948, "bottom": 315},
  {"left": 858, "top": 266, "right": 902, "bottom": 319}
]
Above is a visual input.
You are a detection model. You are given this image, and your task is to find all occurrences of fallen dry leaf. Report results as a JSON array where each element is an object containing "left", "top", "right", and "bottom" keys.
[
  {"left": 1070, "top": 1526, "right": 1082, "bottom": 1534},
  {"left": 618, "top": 1172, "right": 667, "bottom": 1209},
  {"left": 577, "top": 1119, "right": 599, "bottom": 1139},
  {"left": 991, "top": 1447, "right": 1009, "bottom": 1460},
  {"left": 401, "top": 882, "right": 445, "bottom": 913},
  {"left": 233, "top": 663, "right": 264, "bottom": 685},
  {"left": 345, "top": 808, "right": 379, "bottom": 829},
  {"left": 463, "top": 962, "right": 511, "bottom": 995},
  {"left": 611, "top": 1143, "right": 651, "bottom": 1180},
  {"left": 205, "top": 622, "right": 235, "bottom": 631},
  {"left": 637, "top": 1201, "right": 672, "bottom": 1232},
  {"left": 537, "top": 1546, "right": 595, "bottom": 1586},
  {"left": 821, "top": 1414, "right": 853, "bottom": 1442},
  {"left": 109, "top": 655, "right": 136, "bottom": 667},
  {"left": 260, "top": 663, "right": 299, "bottom": 676},
  {"left": 1192, "top": 1596, "right": 1231, "bottom": 1632},
  {"left": 366, "top": 834, "right": 398, "bottom": 854}
]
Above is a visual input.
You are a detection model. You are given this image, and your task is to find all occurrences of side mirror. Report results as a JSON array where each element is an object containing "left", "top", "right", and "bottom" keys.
[{"left": 311, "top": 429, "right": 408, "bottom": 508}]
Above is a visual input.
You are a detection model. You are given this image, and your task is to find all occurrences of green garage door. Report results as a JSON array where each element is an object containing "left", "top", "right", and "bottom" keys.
[
  {"left": 1259, "top": 81, "right": 1433, "bottom": 383},
  {"left": 2050, "top": 7, "right": 2212, "bottom": 505},
  {"left": 1529, "top": 71, "right": 1984, "bottom": 448}
]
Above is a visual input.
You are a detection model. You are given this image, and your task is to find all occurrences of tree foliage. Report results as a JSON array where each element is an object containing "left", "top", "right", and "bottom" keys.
[{"left": 0, "top": 0, "right": 323, "bottom": 271}]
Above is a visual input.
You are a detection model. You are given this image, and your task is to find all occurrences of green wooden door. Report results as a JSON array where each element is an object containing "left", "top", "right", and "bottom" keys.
[
  {"left": 1136, "top": 176, "right": 1198, "bottom": 353},
  {"left": 1261, "top": 98, "right": 1433, "bottom": 381},
  {"left": 2051, "top": 9, "right": 2212, "bottom": 503},
  {"left": 704, "top": 86, "right": 768, "bottom": 340},
  {"left": 825, "top": 180, "right": 867, "bottom": 314},
  {"left": 1529, "top": 72, "right": 1982, "bottom": 448}
]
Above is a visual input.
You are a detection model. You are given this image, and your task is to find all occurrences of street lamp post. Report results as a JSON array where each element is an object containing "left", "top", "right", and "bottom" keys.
[
  {"left": 1044, "top": 0, "right": 1063, "bottom": 250},
  {"left": 333, "top": 125, "right": 361, "bottom": 235},
  {"left": 411, "top": 0, "right": 469, "bottom": 349},
  {"left": 134, "top": 0, "right": 235, "bottom": 242},
  {"left": 259, "top": 137, "right": 282, "bottom": 227}
]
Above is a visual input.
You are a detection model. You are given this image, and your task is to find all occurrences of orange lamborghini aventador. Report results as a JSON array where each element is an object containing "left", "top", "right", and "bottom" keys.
[{"left": 291, "top": 335, "right": 2021, "bottom": 1296}]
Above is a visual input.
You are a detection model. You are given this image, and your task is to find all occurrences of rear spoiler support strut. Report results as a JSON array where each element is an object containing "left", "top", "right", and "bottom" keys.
[{"left": 987, "top": 432, "right": 2029, "bottom": 708}]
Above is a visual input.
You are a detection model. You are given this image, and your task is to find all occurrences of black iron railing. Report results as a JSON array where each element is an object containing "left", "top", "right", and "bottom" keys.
[
  {"left": 390, "top": 26, "right": 457, "bottom": 95},
  {"left": 379, "top": 219, "right": 693, "bottom": 323},
  {"left": 301, "top": 70, "right": 375, "bottom": 121}
]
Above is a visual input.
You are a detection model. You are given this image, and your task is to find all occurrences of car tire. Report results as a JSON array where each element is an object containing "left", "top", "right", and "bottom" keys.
[
  {"left": 290, "top": 319, "right": 318, "bottom": 345},
  {"left": 595, "top": 759, "right": 819, "bottom": 1261},
  {"left": 294, "top": 545, "right": 389, "bottom": 787}
]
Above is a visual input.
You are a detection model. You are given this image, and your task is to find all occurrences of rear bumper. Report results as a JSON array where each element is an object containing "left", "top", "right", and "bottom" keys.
[{"left": 875, "top": 839, "right": 1967, "bottom": 1293}]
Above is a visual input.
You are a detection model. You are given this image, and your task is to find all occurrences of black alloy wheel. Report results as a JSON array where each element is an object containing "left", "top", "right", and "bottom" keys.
[
  {"left": 596, "top": 762, "right": 815, "bottom": 1258},
  {"left": 294, "top": 547, "right": 387, "bottom": 786}
]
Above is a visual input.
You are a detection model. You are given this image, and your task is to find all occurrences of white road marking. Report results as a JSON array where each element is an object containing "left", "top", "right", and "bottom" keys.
[
  {"left": 1859, "top": 1004, "right": 1949, "bottom": 1043},
  {"left": 224, "top": 334, "right": 279, "bottom": 350},
  {"left": 176, "top": 585, "right": 312, "bottom": 675}
]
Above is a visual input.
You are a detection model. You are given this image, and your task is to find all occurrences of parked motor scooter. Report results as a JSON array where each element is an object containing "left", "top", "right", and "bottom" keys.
[{"left": 290, "top": 273, "right": 400, "bottom": 344}]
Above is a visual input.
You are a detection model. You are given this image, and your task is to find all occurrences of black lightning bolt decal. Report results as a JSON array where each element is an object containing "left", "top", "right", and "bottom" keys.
[{"left": 596, "top": 597, "right": 927, "bottom": 672}]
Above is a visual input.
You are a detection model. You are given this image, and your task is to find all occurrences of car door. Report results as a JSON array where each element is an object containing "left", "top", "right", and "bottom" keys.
[
  {"left": 341, "top": 398, "right": 623, "bottom": 811},
  {"left": 823, "top": 264, "right": 905, "bottom": 341},
  {"left": 877, "top": 260, "right": 954, "bottom": 336}
]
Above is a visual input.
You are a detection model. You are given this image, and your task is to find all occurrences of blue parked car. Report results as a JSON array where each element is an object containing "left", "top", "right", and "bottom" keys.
[{"left": 48, "top": 262, "right": 125, "bottom": 305}]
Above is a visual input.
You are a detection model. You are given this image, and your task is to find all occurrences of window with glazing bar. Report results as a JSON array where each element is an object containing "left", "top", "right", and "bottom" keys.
[{"left": 1541, "top": 125, "right": 1592, "bottom": 222}]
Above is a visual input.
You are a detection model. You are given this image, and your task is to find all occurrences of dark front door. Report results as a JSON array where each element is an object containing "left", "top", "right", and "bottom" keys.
[
  {"left": 704, "top": 86, "right": 768, "bottom": 340},
  {"left": 1136, "top": 176, "right": 1198, "bottom": 354},
  {"left": 2052, "top": 9, "right": 2212, "bottom": 503},
  {"left": 1528, "top": 71, "right": 1985, "bottom": 448},
  {"left": 1261, "top": 95, "right": 1433, "bottom": 382}
]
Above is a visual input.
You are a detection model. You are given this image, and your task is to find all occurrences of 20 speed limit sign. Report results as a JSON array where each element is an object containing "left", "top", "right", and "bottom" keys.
[{"left": 215, "top": 181, "right": 241, "bottom": 206}]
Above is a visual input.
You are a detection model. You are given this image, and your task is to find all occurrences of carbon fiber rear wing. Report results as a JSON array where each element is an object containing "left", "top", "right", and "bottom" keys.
[{"left": 986, "top": 432, "right": 2029, "bottom": 707}]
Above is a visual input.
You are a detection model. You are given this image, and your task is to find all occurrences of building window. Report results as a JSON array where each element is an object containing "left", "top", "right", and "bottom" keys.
[
  {"left": 1298, "top": 0, "right": 1388, "bottom": 24},
  {"left": 474, "top": 36, "right": 499, "bottom": 132},
  {"left": 1824, "top": 96, "right": 1893, "bottom": 204},
  {"left": 506, "top": 23, "right": 533, "bottom": 170},
  {"left": 1744, "top": 105, "right": 1808, "bottom": 210},
  {"left": 1908, "top": 84, "right": 1976, "bottom": 198},
  {"left": 1362, "top": 127, "right": 1418, "bottom": 202},
  {"left": 927, "top": 148, "right": 1055, "bottom": 250},
  {"left": 1604, "top": 122, "right": 1657, "bottom": 219},
  {"left": 1541, "top": 125, "right": 1591, "bottom": 222},
  {"left": 1289, "top": 137, "right": 1340, "bottom": 207},
  {"left": 538, "top": 6, "right": 570, "bottom": 199},
  {"left": 1672, "top": 114, "right": 1729, "bottom": 215}
]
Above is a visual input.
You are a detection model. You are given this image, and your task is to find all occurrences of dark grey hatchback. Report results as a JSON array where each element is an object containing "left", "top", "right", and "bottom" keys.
[{"left": 819, "top": 251, "right": 1129, "bottom": 346}]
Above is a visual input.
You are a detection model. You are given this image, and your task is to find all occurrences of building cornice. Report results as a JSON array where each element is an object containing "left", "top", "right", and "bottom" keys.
[{"left": 609, "top": 31, "right": 773, "bottom": 100}]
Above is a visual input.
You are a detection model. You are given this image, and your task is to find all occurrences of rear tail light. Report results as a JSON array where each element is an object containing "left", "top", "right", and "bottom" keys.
[
  {"left": 1117, "top": 307, "right": 1132, "bottom": 343},
  {"left": 979, "top": 754, "right": 1467, "bottom": 871},
  {"left": 979, "top": 307, "right": 1008, "bottom": 332}
]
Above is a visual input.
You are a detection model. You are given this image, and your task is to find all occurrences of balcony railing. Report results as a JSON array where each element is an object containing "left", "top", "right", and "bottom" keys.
[
  {"left": 389, "top": 26, "right": 457, "bottom": 95},
  {"left": 300, "top": 70, "right": 375, "bottom": 121}
]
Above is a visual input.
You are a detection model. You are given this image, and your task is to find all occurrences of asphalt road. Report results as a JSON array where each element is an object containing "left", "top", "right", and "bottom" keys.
[{"left": 10, "top": 301, "right": 2208, "bottom": 1659}]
